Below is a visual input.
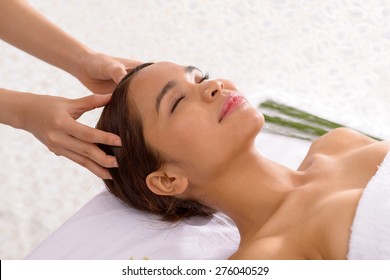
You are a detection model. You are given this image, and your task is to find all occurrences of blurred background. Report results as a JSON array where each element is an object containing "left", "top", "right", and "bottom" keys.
[{"left": 1, "top": 0, "right": 389, "bottom": 259}]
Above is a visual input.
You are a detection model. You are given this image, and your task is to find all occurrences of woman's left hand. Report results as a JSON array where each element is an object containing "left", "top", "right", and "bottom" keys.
[{"left": 75, "top": 51, "right": 141, "bottom": 94}]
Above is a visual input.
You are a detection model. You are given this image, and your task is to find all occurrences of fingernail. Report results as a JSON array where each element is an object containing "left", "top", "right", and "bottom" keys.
[
  {"left": 113, "top": 139, "right": 122, "bottom": 146},
  {"left": 112, "top": 158, "right": 119, "bottom": 168}
]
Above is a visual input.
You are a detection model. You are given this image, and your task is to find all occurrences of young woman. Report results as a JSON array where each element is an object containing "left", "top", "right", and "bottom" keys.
[{"left": 96, "top": 62, "right": 390, "bottom": 259}]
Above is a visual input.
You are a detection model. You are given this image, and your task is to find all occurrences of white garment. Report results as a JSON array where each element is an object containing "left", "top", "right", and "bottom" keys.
[{"left": 348, "top": 151, "right": 390, "bottom": 259}]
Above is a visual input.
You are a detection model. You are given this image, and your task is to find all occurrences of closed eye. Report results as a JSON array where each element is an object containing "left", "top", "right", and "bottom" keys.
[
  {"left": 171, "top": 72, "right": 209, "bottom": 113},
  {"left": 199, "top": 72, "right": 209, "bottom": 83},
  {"left": 171, "top": 95, "right": 185, "bottom": 113}
]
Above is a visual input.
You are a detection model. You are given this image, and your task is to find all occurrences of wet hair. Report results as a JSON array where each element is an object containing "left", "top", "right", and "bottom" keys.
[{"left": 96, "top": 62, "right": 215, "bottom": 221}]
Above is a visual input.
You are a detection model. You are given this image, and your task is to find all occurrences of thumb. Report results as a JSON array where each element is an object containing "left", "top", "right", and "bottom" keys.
[
  {"left": 71, "top": 94, "right": 112, "bottom": 118},
  {"left": 107, "top": 63, "right": 127, "bottom": 84},
  {"left": 85, "top": 94, "right": 112, "bottom": 109}
]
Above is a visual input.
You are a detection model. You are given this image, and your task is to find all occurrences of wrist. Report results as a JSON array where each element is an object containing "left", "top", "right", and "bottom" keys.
[
  {"left": 0, "top": 89, "right": 32, "bottom": 130},
  {"left": 66, "top": 45, "right": 95, "bottom": 78}
]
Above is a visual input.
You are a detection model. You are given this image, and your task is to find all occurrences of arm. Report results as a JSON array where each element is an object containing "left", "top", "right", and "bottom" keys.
[
  {"left": 0, "top": 0, "right": 139, "bottom": 178},
  {"left": 0, "top": 0, "right": 88, "bottom": 77},
  {"left": 0, "top": 0, "right": 139, "bottom": 93},
  {"left": 0, "top": 88, "right": 120, "bottom": 179}
]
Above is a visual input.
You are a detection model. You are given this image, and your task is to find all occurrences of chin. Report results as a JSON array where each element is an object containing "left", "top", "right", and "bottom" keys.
[
  {"left": 246, "top": 112, "right": 264, "bottom": 140},
  {"left": 230, "top": 108, "right": 264, "bottom": 149},
  {"left": 242, "top": 105, "right": 264, "bottom": 131},
  {"left": 255, "top": 111, "right": 265, "bottom": 132}
]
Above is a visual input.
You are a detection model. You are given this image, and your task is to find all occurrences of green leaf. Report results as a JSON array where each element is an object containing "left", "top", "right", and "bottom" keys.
[{"left": 258, "top": 99, "right": 382, "bottom": 141}]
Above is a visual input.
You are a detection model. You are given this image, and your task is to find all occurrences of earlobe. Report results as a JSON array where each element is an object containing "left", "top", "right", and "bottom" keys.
[{"left": 146, "top": 170, "right": 188, "bottom": 196}]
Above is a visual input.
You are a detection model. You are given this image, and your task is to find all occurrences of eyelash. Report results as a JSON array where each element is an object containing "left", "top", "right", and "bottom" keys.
[
  {"left": 199, "top": 72, "right": 209, "bottom": 83},
  {"left": 170, "top": 73, "right": 209, "bottom": 113},
  {"left": 171, "top": 96, "right": 185, "bottom": 113}
]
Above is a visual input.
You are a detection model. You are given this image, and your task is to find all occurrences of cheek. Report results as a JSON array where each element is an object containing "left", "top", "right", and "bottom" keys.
[
  {"left": 145, "top": 115, "right": 216, "bottom": 162},
  {"left": 171, "top": 117, "right": 218, "bottom": 155}
]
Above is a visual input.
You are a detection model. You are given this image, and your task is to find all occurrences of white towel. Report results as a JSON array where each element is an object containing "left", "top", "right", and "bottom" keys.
[{"left": 348, "top": 151, "right": 390, "bottom": 259}]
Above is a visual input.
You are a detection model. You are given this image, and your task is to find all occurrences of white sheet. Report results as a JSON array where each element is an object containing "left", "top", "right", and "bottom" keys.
[
  {"left": 26, "top": 190, "right": 240, "bottom": 260},
  {"left": 25, "top": 133, "right": 311, "bottom": 259}
]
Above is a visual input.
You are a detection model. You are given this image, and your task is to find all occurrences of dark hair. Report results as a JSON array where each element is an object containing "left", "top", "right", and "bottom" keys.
[{"left": 96, "top": 62, "right": 215, "bottom": 221}]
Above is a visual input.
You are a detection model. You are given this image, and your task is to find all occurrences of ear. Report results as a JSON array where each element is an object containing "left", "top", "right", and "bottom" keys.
[{"left": 146, "top": 168, "right": 189, "bottom": 196}]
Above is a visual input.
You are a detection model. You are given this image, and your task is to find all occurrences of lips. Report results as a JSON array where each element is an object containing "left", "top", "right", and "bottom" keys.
[{"left": 219, "top": 94, "right": 245, "bottom": 122}]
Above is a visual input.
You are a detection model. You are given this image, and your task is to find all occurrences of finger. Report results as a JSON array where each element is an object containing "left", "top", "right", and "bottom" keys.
[
  {"left": 68, "top": 94, "right": 113, "bottom": 120},
  {"left": 115, "top": 58, "right": 142, "bottom": 70},
  {"left": 108, "top": 63, "right": 128, "bottom": 84},
  {"left": 73, "top": 94, "right": 112, "bottom": 112},
  {"left": 66, "top": 118, "right": 121, "bottom": 146},
  {"left": 50, "top": 132, "right": 119, "bottom": 168},
  {"left": 54, "top": 146, "right": 113, "bottom": 179},
  {"left": 111, "top": 59, "right": 142, "bottom": 83}
]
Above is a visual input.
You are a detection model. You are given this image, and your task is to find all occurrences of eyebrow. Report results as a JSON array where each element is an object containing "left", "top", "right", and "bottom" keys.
[{"left": 155, "top": 65, "right": 201, "bottom": 113}]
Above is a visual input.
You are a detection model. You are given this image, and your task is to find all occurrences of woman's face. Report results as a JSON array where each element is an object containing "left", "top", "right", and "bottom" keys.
[{"left": 128, "top": 62, "right": 264, "bottom": 182}]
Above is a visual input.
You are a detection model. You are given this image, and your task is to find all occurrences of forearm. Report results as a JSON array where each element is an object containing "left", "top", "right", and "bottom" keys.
[{"left": 0, "top": 0, "right": 91, "bottom": 76}]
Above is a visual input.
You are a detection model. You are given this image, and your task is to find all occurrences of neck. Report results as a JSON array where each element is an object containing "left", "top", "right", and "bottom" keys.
[{"left": 200, "top": 146, "right": 303, "bottom": 240}]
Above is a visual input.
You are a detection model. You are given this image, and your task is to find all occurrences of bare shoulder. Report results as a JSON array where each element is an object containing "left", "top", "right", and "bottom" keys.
[
  {"left": 314, "top": 128, "right": 376, "bottom": 150},
  {"left": 305, "top": 128, "right": 377, "bottom": 158},
  {"left": 298, "top": 128, "right": 372, "bottom": 170},
  {"left": 228, "top": 237, "right": 306, "bottom": 260}
]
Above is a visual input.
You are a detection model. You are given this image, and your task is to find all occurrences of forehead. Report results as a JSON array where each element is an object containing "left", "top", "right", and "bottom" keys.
[
  {"left": 131, "top": 62, "right": 184, "bottom": 90},
  {"left": 126, "top": 62, "right": 184, "bottom": 119}
]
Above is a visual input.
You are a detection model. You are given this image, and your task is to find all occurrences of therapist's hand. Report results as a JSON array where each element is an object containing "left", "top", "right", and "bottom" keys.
[
  {"left": 22, "top": 93, "right": 120, "bottom": 179},
  {"left": 75, "top": 51, "right": 140, "bottom": 94}
]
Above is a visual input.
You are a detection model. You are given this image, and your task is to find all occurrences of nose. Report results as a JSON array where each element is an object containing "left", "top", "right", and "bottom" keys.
[{"left": 201, "top": 80, "right": 224, "bottom": 102}]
